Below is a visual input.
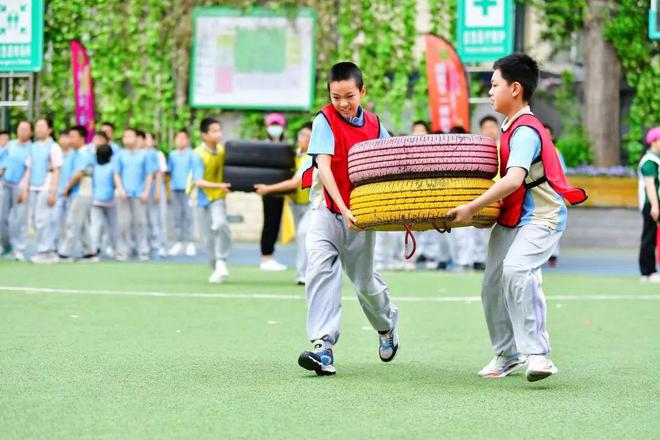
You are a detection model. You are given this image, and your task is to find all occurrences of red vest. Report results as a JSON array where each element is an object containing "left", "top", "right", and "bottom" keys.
[
  {"left": 499, "top": 113, "right": 587, "bottom": 227},
  {"left": 301, "top": 104, "right": 381, "bottom": 214}
]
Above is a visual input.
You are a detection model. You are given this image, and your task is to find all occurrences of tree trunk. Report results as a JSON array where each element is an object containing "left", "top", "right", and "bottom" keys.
[{"left": 584, "top": 0, "right": 622, "bottom": 167}]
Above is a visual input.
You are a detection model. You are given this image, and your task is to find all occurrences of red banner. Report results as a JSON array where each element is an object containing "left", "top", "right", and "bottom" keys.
[
  {"left": 424, "top": 34, "right": 470, "bottom": 133},
  {"left": 70, "top": 40, "right": 95, "bottom": 142}
]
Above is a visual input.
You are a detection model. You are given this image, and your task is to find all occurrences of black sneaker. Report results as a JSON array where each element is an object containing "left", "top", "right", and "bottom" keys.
[
  {"left": 473, "top": 262, "right": 486, "bottom": 271},
  {"left": 298, "top": 340, "right": 336, "bottom": 376}
]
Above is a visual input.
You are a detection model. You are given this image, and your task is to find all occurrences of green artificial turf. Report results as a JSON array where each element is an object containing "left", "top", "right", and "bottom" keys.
[{"left": 1, "top": 261, "right": 658, "bottom": 439}]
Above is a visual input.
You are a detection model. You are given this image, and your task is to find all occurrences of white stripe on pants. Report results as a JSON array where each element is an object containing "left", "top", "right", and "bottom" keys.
[
  {"left": 481, "top": 224, "right": 562, "bottom": 357},
  {"left": 58, "top": 196, "right": 93, "bottom": 257},
  {"left": 1, "top": 185, "right": 28, "bottom": 251},
  {"left": 29, "top": 190, "right": 56, "bottom": 253},
  {"left": 171, "top": 190, "right": 193, "bottom": 242},
  {"left": 197, "top": 199, "right": 231, "bottom": 268},
  {"left": 305, "top": 207, "right": 397, "bottom": 344},
  {"left": 91, "top": 205, "right": 117, "bottom": 254},
  {"left": 289, "top": 202, "right": 310, "bottom": 281},
  {"left": 117, "top": 197, "right": 149, "bottom": 258}
]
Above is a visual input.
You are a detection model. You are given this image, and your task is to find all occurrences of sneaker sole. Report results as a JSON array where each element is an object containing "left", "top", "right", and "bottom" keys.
[
  {"left": 526, "top": 367, "right": 558, "bottom": 382},
  {"left": 298, "top": 352, "right": 336, "bottom": 376},
  {"left": 480, "top": 361, "right": 527, "bottom": 378},
  {"left": 379, "top": 344, "right": 399, "bottom": 363}
]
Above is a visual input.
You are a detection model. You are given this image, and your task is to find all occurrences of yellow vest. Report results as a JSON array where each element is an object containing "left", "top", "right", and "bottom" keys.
[
  {"left": 193, "top": 144, "right": 226, "bottom": 201},
  {"left": 289, "top": 151, "right": 311, "bottom": 205}
]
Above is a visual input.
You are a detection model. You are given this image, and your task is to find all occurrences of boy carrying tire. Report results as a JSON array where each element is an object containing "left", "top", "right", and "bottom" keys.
[
  {"left": 297, "top": 62, "right": 400, "bottom": 376},
  {"left": 449, "top": 54, "right": 587, "bottom": 382}
]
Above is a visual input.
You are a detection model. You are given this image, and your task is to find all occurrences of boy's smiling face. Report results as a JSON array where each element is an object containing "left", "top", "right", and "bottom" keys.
[{"left": 329, "top": 79, "right": 366, "bottom": 120}]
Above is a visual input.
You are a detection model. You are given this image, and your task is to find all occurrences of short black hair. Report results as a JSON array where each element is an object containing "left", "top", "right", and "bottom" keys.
[
  {"left": 59, "top": 128, "right": 69, "bottom": 136},
  {"left": 135, "top": 129, "right": 146, "bottom": 139},
  {"left": 300, "top": 122, "right": 313, "bottom": 131},
  {"left": 101, "top": 122, "right": 116, "bottom": 130},
  {"left": 94, "top": 131, "right": 110, "bottom": 142},
  {"left": 0, "top": 130, "right": 10, "bottom": 136},
  {"left": 69, "top": 125, "right": 87, "bottom": 139},
  {"left": 327, "top": 62, "right": 364, "bottom": 92},
  {"left": 450, "top": 126, "right": 467, "bottom": 134},
  {"left": 412, "top": 120, "right": 430, "bottom": 132},
  {"left": 200, "top": 117, "right": 220, "bottom": 134},
  {"left": 479, "top": 115, "right": 498, "bottom": 127},
  {"left": 493, "top": 53, "right": 539, "bottom": 102},
  {"left": 96, "top": 143, "right": 113, "bottom": 165}
]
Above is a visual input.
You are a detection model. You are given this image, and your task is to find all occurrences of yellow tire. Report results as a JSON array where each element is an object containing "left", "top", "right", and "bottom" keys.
[{"left": 350, "top": 178, "right": 500, "bottom": 231}]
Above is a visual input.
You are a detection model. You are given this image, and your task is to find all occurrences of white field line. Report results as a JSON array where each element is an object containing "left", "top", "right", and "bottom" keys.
[{"left": 0, "top": 286, "right": 659, "bottom": 302}]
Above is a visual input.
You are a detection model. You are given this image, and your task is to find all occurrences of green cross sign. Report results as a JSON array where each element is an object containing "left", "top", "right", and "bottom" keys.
[
  {"left": 456, "top": 0, "right": 514, "bottom": 63},
  {"left": 0, "top": 0, "right": 44, "bottom": 72},
  {"left": 474, "top": 0, "right": 497, "bottom": 15}
]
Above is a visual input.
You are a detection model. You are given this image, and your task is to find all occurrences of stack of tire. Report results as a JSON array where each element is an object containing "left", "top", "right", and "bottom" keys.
[
  {"left": 348, "top": 134, "right": 500, "bottom": 231},
  {"left": 223, "top": 141, "right": 295, "bottom": 192}
]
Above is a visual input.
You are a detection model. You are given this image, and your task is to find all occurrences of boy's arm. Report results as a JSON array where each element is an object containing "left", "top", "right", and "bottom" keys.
[
  {"left": 17, "top": 165, "right": 31, "bottom": 203},
  {"left": 448, "top": 167, "right": 526, "bottom": 223},
  {"left": 63, "top": 170, "right": 83, "bottom": 197},
  {"left": 114, "top": 173, "right": 127, "bottom": 200},
  {"left": 254, "top": 174, "right": 301, "bottom": 196},
  {"left": 140, "top": 173, "right": 153, "bottom": 203},
  {"left": 316, "top": 154, "right": 361, "bottom": 231},
  {"left": 644, "top": 177, "right": 659, "bottom": 221},
  {"left": 48, "top": 167, "right": 61, "bottom": 206}
]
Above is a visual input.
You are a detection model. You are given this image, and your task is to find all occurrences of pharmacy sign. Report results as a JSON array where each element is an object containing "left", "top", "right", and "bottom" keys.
[
  {"left": 0, "top": 1, "right": 44, "bottom": 72},
  {"left": 456, "top": 0, "right": 514, "bottom": 63}
]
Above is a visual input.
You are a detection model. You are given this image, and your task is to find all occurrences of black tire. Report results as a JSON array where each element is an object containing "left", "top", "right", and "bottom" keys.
[
  {"left": 223, "top": 165, "right": 293, "bottom": 193},
  {"left": 224, "top": 140, "right": 295, "bottom": 169}
]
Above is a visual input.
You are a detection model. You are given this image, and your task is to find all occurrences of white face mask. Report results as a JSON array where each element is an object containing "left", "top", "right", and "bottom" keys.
[{"left": 267, "top": 125, "right": 284, "bottom": 139}]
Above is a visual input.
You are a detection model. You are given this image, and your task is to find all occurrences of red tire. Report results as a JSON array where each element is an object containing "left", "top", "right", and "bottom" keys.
[{"left": 348, "top": 134, "right": 498, "bottom": 185}]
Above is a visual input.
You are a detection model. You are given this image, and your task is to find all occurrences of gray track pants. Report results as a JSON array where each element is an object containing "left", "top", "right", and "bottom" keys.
[
  {"left": 58, "top": 195, "right": 93, "bottom": 257},
  {"left": 171, "top": 190, "right": 193, "bottom": 242},
  {"left": 29, "top": 190, "right": 56, "bottom": 253},
  {"left": 117, "top": 197, "right": 149, "bottom": 258},
  {"left": 1, "top": 185, "right": 28, "bottom": 252},
  {"left": 197, "top": 199, "right": 231, "bottom": 268},
  {"left": 305, "top": 207, "right": 398, "bottom": 344},
  {"left": 481, "top": 224, "right": 562, "bottom": 357},
  {"left": 91, "top": 205, "right": 117, "bottom": 254}
]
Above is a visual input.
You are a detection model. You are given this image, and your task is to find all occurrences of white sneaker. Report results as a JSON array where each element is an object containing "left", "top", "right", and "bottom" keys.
[
  {"left": 168, "top": 242, "right": 183, "bottom": 256},
  {"left": 158, "top": 248, "right": 168, "bottom": 258},
  {"left": 185, "top": 242, "right": 196, "bottom": 256},
  {"left": 215, "top": 260, "right": 229, "bottom": 278},
  {"left": 525, "top": 355, "right": 559, "bottom": 382},
  {"left": 30, "top": 252, "right": 59, "bottom": 264},
  {"left": 641, "top": 273, "right": 660, "bottom": 283},
  {"left": 260, "top": 259, "right": 287, "bottom": 271},
  {"left": 208, "top": 265, "right": 225, "bottom": 284},
  {"left": 12, "top": 251, "right": 25, "bottom": 262},
  {"left": 105, "top": 247, "right": 115, "bottom": 258},
  {"left": 479, "top": 355, "right": 527, "bottom": 378}
]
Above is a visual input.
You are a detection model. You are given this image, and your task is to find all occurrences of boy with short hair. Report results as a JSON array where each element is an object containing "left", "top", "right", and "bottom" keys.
[
  {"left": 29, "top": 118, "right": 63, "bottom": 264},
  {"left": 255, "top": 122, "right": 313, "bottom": 285},
  {"left": 90, "top": 133, "right": 117, "bottom": 261},
  {"left": 58, "top": 125, "right": 95, "bottom": 262},
  {"left": 0, "top": 121, "right": 33, "bottom": 261},
  {"left": 114, "top": 128, "right": 156, "bottom": 261},
  {"left": 297, "top": 62, "right": 399, "bottom": 376},
  {"left": 167, "top": 129, "right": 196, "bottom": 257},
  {"left": 191, "top": 117, "right": 232, "bottom": 283},
  {"left": 449, "top": 54, "right": 587, "bottom": 382}
]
